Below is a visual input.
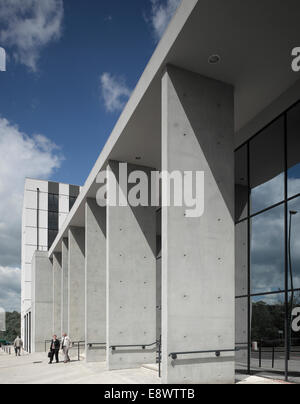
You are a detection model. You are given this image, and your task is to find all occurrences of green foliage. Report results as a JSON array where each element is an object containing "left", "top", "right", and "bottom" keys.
[
  {"left": 0, "top": 312, "right": 21, "bottom": 344},
  {"left": 252, "top": 301, "right": 285, "bottom": 344}
]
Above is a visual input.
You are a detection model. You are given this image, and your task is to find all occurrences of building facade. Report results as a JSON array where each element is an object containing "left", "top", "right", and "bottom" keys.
[
  {"left": 21, "top": 179, "right": 80, "bottom": 352},
  {"left": 23, "top": 0, "right": 300, "bottom": 383}
]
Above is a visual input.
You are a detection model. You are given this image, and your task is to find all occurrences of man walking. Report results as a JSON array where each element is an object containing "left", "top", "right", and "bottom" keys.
[
  {"left": 14, "top": 337, "right": 23, "bottom": 356},
  {"left": 61, "top": 333, "right": 71, "bottom": 363},
  {"left": 49, "top": 335, "right": 60, "bottom": 364},
  {"left": 13, "top": 336, "right": 23, "bottom": 356}
]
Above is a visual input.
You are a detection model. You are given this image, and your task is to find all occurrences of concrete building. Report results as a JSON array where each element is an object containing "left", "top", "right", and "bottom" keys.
[
  {"left": 23, "top": 0, "right": 300, "bottom": 383},
  {"left": 22, "top": 179, "right": 80, "bottom": 352}
]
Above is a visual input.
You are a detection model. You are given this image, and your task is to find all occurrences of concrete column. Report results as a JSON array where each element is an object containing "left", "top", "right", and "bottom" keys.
[
  {"left": 31, "top": 251, "right": 53, "bottom": 353},
  {"left": 68, "top": 227, "right": 85, "bottom": 342},
  {"left": 61, "top": 238, "right": 69, "bottom": 335},
  {"left": 107, "top": 161, "right": 157, "bottom": 370},
  {"left": 53, "top": 253, "right": 62, "bottom": 337},
  {"left": 161, "top": 65, "right": 235, "bottom": 384},
  {"left": 85, "top": 199, "right": 106, "bottom": 362}
]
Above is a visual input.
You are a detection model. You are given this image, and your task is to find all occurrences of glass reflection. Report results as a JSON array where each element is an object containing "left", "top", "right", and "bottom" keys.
[
  {"left": 250, "top": 118, "right": 284, "bottom": 214},
  {"left": 251, "top": 294, "right": 285, "bottom": 374},
  {"left": 288, "top": 198, "right": 300, "bottom": 290},
  {"left": 287, "top": 103, "right": 300, "bottom": 199},
  {"left": 235, "top": 145, "right": 248, "bottom": 222},
  {"left": 251, "top": 205, "right": 285, "bottom": 295},
  {"left": 236, "top": 297, "right": 248, "bottom": 368},
  {"left": 290, "top": 292, "right": 300, "bottom": 359}
]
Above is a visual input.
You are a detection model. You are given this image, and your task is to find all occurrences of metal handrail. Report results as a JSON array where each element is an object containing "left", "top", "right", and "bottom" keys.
[
  {"left": 45, "top": 339, "right": 85, "bottom": 361},
  {"left": 87, "top": 342, "right": 106, "bottom": 349},
  {"left": 110, "top": 341, "right": 158, "bottom": 350},
  {"left": 71, "top": 341, "right": 85, "bottom": 362},
  {"left": 169, "top": 348, "right": 237, "bottom": 360},
  {"left": 110, "top": 338, "right": 162, "bottom": 379}
]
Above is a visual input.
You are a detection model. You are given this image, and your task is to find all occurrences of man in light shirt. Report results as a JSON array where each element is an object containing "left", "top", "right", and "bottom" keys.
[
  {"left": 61, "top": 333, "right": 71, "bottom": 363},
  {"left": 13, "top": 336, "right": 23, "bottom": 356}
]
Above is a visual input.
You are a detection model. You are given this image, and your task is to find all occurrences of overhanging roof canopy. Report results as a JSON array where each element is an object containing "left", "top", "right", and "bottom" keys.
[{"left": 49, "top": 0, "right": 300, "bottom": 255}]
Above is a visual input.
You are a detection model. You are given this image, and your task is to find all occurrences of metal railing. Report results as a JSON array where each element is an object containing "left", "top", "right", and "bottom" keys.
[
  {"left": 45, "top": 340, "right": 85, "bottom": 362},
  {"left": 110, "top": 337, "right": 162, "bottom": 378},
  {"left": 110, "top": 341, "right": 158, "bottom": 350},
  {"left": 1, "top": 345, "right": 11, "bottom": 355},
  {"left": 87, "top": 342, "right": 106, "bottom": 350},
  {"left": 168, "top": 348, "right": 237, "bottom": 361},
  {"left": 73, "top": 341, "right": 85, "bottom": 361},
  {"left": 256, "top": 341, "right": 300, "bottom": 370}
]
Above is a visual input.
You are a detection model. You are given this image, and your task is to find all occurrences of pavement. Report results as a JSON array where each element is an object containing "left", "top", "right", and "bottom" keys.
[
  {"left": 0, "top": 349, "right": 161, "bottom": 384},
  {"left": 0, "top": 348, "right": 291, "bottom": 384}
]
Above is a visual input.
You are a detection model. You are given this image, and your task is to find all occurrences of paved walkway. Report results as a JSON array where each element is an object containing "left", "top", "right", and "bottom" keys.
[
  {"left": 0, "top": 350, "right": 161, "bottom": 384},
  {"left": 237, "top": 376, "right": 291, "bottom": 384},
  {"left": 0, "top": 349, "right": 289, "bottom": 384}
]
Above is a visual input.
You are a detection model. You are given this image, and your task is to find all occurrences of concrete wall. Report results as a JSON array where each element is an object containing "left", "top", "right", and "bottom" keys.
[
  {"left": 161, "top": 66, "right": 235, "bottom": 384},
  {"left": 31, "top": 251, "right": 53, "bottom": 353},
  {"left": 85, "top": 199, "right": 106, "bottom": 362},
  {"left": 106, "top": 161, "right": 157, "bottom": 370},
  {"left": 61, "top": 238, "right": 69, "bottom": 334},
  {"left": 53, "top": 253, "right": 62, "bottom": 337},
  {"left": 68, "top": 227, "right": 85, "bottom": 342}
]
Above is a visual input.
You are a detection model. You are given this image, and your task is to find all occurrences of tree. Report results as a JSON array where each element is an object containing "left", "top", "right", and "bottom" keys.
[{"left": 0, "top": 312, "right": 21, "bottom": 343}]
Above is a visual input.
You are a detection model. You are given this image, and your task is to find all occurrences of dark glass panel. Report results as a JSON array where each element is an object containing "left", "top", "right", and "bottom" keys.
[
  {"left": 235, "top": 145, "right": 248, "bottom": 222},
  {"left": 250, "top": 117, "right": 285, "bottom": 214},
  {"left": 287, "top": 102, "right": 300, "bottom": 199},
  {"left": 251, "top": 205, "right": 285, "bottom": 295},
  {"left": 251, "top": 294, "right": 286, "bottom": 375}
]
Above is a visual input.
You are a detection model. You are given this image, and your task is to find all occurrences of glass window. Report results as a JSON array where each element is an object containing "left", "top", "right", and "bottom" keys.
[
  {"left": 48, "top": 212, "right": 58, "bottom": 231},
  {"left": 250, "top": 118, "right": 285, "bottom": 214},
  {"left": 234, "top": 101, "right": 300, "bottom": 382},
  {"left": 69, "top": 196, "right": 76, "bottom": 211},
  {"left": 251, "top": 205, "right": 285, "bottom": 295},
  {"left": 251, "top": 294, "right": 286, "bottom": 374},
  {"left": 287, "top": 103, "right": 300, "bottom": 199},
  {"left": 290, "top": 291, "right": 300, "bottom": 369},
  {"left": 288, "top": 198, "right": 300, "bottom": 290},
  {"left": 48, "top": 193, "right": 59, "bottom": 212},
  {"left": 48, "top": 229, "right": 58, "bottom": 250},
  {"left": 235, "top": 145, "right": 248, "bottom": 222}
]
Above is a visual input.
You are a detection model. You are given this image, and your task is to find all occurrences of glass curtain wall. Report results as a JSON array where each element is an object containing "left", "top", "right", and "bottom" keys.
[{"left": 235, "top": 101, "right": 300, "bottom": 382}]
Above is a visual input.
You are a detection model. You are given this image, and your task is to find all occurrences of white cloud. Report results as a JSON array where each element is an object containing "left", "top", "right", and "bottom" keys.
[
  {"left": 248, "top": 175, "right": 300, "bottom": 295},
  {"left": 100, "top": 72, "right": 131, "bottom": 113},
  {"left": 0, "top": 0, "right": 64, "bottom": 71},
  {"left": 0, "top": 267, "right": 21, "bottom": 312},
  {"left": 0, "top": 117, "right": 64, "bottom": 311},
  {"left": 147, "top": 0, "right": 181, "bottom": 40}
]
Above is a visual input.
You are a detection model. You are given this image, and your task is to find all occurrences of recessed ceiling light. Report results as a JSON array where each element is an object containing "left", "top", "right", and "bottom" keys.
[
  {"left": 136, "top": 157, "right": 142, "bottom": 160},
  {"left": 208, "top": 54, "right": 221, "bottom": 65}
]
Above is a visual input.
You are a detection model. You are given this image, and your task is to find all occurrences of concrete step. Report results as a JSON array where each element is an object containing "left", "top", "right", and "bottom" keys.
[{"left": 141, "top": 363, "right": 159, "bottom": 373}]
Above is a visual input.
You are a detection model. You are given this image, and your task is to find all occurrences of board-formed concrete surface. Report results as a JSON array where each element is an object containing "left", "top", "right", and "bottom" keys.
[{"left": 0, "top": 350, "right": 161, "bottom": 385}]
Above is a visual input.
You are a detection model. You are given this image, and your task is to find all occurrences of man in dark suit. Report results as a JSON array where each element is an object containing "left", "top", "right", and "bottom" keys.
[{"left": 49, "top": 335, "right": 60, "bottom": 364}]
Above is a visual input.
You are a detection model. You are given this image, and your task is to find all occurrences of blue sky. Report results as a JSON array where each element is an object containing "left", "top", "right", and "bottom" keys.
[
  {"left": 0, "top": 0, "right": 181, "bottom": 311},
  {"left": 0, "top": 0, "right": 179, "bottom": 186}
]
